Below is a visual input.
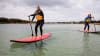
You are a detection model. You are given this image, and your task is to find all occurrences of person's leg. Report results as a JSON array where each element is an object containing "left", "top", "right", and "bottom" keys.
[
  {"left": 35, "top": 21, "right": 40, "bottom": 36},
  {"left": 40, "top": 20, "right": 44, "bottom": 36},
  {"left": 40, "top": 23, "right": 44, "bottom": 36},
  {"left": 87, "top": 23, "right": 89, "bottom": 31},
  {"left": 84, "top": 22, "right": 87, "bottom": 30}
]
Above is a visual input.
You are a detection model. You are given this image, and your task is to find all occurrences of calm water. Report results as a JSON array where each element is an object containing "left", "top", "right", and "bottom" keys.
[{"left": 0, "top": 24, "right": 100, "bottom": 56}]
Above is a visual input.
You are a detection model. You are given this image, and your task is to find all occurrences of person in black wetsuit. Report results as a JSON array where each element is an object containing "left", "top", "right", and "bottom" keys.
[
  {"left": 28, "top": 5, "right": 44, "bottom": 37},
  {"left": 84, "top": 14, "right": 94, "bottom": 31}
]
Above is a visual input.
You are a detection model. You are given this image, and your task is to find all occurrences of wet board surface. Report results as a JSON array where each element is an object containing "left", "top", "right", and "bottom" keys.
[
  {"left": 80, "top": 30, "right": 100, "bottom": 33},
  {"left": 10, "top": 33, "right": 51, "bottom": 43}
]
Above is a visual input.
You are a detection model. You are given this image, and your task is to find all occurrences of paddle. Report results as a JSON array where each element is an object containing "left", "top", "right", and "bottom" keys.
[
  {"left": 93, "top": 18, "right": 96, "bottom": 31},
  {"left": 29, "top": 16, "right": 34, "bottom": 36}
]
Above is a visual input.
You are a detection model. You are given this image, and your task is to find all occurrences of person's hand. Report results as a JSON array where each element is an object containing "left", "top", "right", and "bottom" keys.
[
  {"left": 28, "top": 15, "right": 30, "bottom": 17},
  {"left": 92, "top": 16, "right": 94, "bottom": 18},
  {"left": 93, "top": 23, "right": 95, "bottom": 24},
  {"left": 30, "top": 21, "right": 32, "bottom": 24}
]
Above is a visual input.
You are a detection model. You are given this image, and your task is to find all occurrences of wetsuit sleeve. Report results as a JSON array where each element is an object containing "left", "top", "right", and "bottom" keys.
[
  {"left": 30, "top": 11, "right": 38, "bottom": 22},
  {"left": 90, "top": 17, "right": 92, "bottom": 22}
]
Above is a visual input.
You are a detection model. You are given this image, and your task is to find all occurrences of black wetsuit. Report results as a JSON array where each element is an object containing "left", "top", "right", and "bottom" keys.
[
  {"left": 84, "top": 22, "right": 89, "bottom": 31},
  {"left": 30, "top": 9, "right": 44, "bottom": 36}
]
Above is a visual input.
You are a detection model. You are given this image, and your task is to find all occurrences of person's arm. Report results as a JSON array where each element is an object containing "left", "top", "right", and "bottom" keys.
[
  {"left": 91, "top": 16, "right": 95, "bottom": 23},
  {"left": 90, "top": 17, "right": 92, "bottom": 22},
  {"left": 28, "top": 14, "right": 35, "bottom": 17},
  {"left": 28, "top": 14, "right": 35, "bottom": 22},
  {"left": 91, "top": 16, "right": 95, "bottom": 22},
  {"left": 28, "top": 10, "right": 38, "bottom": 22},
  {"left": 28, "top": 14, "right": 35, "bottom": 24}
]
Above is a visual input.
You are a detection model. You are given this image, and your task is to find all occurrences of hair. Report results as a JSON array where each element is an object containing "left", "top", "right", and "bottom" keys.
[
  {"left": 88, "top": 14, "right": 91, "bottom": 15},
  {"left": 37, "top": 5, "right": 40, "bottom": 9}
]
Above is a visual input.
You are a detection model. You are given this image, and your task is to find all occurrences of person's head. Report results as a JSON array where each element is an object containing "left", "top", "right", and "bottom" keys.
[
  {"left": 88, "top": 14, "right": 91, "bottom": 17},
  {"left": 36, "top": 5, "right": 40, "bottom": 10}
]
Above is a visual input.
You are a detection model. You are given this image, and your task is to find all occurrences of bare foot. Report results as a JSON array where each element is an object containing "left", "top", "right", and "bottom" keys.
[{"left": 40, "top": 35, "right": 42, "bottom": 39}]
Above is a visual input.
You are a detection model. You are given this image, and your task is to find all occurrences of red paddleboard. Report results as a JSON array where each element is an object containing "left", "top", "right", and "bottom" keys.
[
  {"left": 10, "top": 33, "right": 51, "bottom": 43},
  {"left": 80, "top": 30, "right": 100, "bottom": 33}
]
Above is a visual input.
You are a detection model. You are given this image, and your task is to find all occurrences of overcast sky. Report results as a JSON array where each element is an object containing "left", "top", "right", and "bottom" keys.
[{"left": 0, "top": 0, "right": 100, "bottom": 22}]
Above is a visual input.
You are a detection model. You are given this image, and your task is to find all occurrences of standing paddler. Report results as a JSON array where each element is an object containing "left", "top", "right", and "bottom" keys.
[
  {"left": 84, "top": 14, "right": 94, "bottom": 31},
  {"left": 28, "top": 5, "right": 44, "bottom": 37}
]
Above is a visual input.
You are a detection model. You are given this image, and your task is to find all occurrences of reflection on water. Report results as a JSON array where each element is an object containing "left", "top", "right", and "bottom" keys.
[
  {"left": 82, "top": 33, "right": 89, "bottom": 56},
  {"left": 10, "top": 40, "right": 48, "bottom": 56},
  {"left": 33, "top": 41, "right": 48, "bottom": 56}
]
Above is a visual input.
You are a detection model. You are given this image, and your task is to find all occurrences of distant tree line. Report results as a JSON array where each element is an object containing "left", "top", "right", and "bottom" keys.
[
  {"left": 45, "top": 21, "right": 100, "bottom": 24},
  {"left": 0, "top": 17, "right": 35, "bottom": 24},
  {"left": 0, "top": 17, "right": 100, "bottom": 24}
]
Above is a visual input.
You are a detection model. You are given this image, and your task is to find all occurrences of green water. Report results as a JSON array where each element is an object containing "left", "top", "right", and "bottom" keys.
[{"left": 0, "top": 24, "right": 100, "bottom": 56}]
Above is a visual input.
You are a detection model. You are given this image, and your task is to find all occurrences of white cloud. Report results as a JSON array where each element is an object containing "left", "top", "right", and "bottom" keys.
[{"left": 0, "top": 0, "right": 100, "bottom": 22}]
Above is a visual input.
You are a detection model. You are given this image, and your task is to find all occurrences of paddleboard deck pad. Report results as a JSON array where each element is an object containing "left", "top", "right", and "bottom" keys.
[
  {"left": 10, "top": 33, "right": 51, "bottom": 43},
  {"left": 80, "top": 30, "right": 100, "bottom": 33}
]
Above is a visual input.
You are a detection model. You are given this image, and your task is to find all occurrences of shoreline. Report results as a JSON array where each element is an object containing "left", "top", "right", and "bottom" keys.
[
  {"left": 0, "top": 23, "right": 100, "bottom": 25},
  {"left": 0, "top": 17, "right": 100, "bottom": 25}
]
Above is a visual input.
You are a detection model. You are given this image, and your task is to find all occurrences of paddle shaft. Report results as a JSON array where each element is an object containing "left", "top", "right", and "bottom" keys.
[
  {"left": 93, "top": 18, "right": 96, "bottom": 31},
  {"left": 29, "top": 17, "right": 34, "bottom": 36},
  {"left": 93, "top": 22, "right": 96, "bottom": 31}
]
